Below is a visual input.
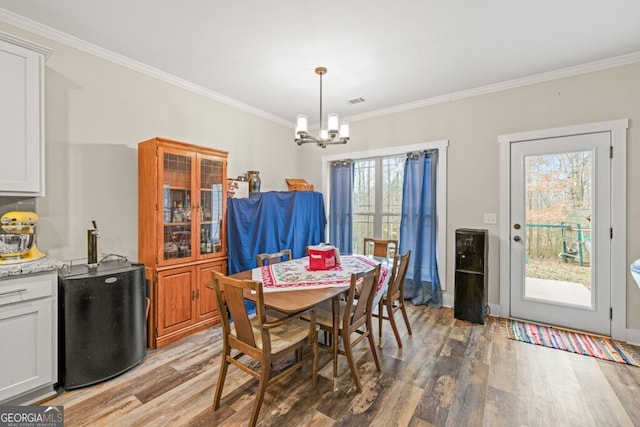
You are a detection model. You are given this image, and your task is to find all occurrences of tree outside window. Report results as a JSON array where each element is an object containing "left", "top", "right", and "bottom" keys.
[{"left": 352, "top": 156, "right": 404, "bottom": 254}]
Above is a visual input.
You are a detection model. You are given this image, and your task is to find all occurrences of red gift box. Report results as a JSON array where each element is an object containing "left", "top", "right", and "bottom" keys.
[{"left": 308, "top": 245, "right": 337, "bottom": 270}]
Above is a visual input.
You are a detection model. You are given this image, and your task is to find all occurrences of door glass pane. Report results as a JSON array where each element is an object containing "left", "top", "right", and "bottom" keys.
[
  {"left": 163, "top": 153, "right": 192, "bottom": 260},
  {"left": 200, "top": 157, "right": 224, "bottom": 255},
  {"left": 524, "top": 151, "right": 592, "bottom": 307}
]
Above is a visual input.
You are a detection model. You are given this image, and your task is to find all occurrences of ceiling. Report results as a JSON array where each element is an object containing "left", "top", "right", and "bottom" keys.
[{"left": 1, "top": 1, "right": 639, "bottom": 128}]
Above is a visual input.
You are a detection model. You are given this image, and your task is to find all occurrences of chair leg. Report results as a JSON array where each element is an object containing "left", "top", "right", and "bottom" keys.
[
  {"left": 377, "top": 299, "right": 384, "bottom": 348},
  {"left": 332, "top": 330, "right": 339, "bottom": 391},
  {"left": 249, "top": 360, "right": 271, "bottom": 427},
  {"left": 342, "top": 333, "right": 362, "bottom": 393},
  {"left": 213, "top": 350, "right": 230, "bottom": 410},
  {"left": 311, "top": 334, "right": 318, "bottom": 389},
  {"left": 366, "top": 316, "right": 381, "bottom": 371},
  {"left": 388, "top": 302, "right": 403, "bottom": 348},
  {"left": 332, "top": 298, "right": 340, "bottom": 391},
  {"left": 400, "top": 301, "right": 413, "bottom": 336}
]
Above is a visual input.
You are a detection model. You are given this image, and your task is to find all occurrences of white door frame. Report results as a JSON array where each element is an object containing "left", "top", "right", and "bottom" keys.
[{"left": 499, "top": 119, "right": 628, "bottom": 340}]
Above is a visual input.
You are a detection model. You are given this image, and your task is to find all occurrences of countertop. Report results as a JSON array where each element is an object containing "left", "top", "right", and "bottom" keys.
[{"left": 0, "top": 256, "right": 65, "bottom": 278}]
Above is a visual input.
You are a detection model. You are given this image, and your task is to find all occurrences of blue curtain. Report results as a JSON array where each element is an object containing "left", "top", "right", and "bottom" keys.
[
  {"left": 399, "top": 150, "right": 442, "bottom": 307},
  {"left": 329, "top": 160, "right": 353, "bottom": 255}
]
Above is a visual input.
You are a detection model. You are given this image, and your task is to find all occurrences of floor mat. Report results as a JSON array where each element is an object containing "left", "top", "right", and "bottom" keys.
[{"left": 505, "top": 319, "right": 640, "bottom": 367}]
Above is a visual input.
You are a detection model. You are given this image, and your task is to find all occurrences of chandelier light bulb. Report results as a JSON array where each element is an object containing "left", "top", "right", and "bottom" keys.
[
  {"left": 327, "top": 113, "right": 339, "bottom": 133},
  {"left": 339, "top": 123, "right": 350, "bottom": 139},
  {"left": 296, "top": 114, "right": 308, "bottom": 135}
]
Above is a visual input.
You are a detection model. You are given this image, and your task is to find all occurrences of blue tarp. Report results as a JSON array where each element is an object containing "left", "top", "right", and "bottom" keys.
[{"left": 227, "top": 191, "right": 327, "bottom": 274}]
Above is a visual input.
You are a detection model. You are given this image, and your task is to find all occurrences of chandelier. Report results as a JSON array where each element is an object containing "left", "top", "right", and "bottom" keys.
[{"left": 295, "top": 66, "right": 349, "bottom": 148}]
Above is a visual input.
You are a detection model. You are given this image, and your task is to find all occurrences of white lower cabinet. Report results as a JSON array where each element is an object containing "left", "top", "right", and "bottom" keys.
[{"left": 0, "top": 271, "right": 57, "bottom": 404}]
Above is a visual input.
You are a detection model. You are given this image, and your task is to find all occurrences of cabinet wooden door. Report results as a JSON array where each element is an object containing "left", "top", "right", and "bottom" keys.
[
  {"left": 197, "top": 261, "right": 225, "bottom": 322},
  {"left": 0, "top": 37, "right": 50, "bottom": 196},
  {"left": 0, "top": 299, "right": 53, "bottom": 402},
  {"left": 156, "top": 266, "right": 195, "bottom": 338},
  {"left": 196, "top": 154, "right": 227, "bottom": 260},
  {"left": 158, "top": 147, "right": 197, "bottom": 267}
]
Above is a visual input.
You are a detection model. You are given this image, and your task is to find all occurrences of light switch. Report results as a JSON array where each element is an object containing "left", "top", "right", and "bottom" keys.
[{"left": 484, "top": 213, "right": 497, "bottom": 224}]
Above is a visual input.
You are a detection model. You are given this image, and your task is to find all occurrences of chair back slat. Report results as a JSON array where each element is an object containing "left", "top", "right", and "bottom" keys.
[
  {"left": 395, "top": 251, "right": 411, "bottom": 299},
  {"left": 363, "top": 238, "right": 398, "bottom": 258},
  {"left": 257, "top": 249, "right": 292, "bottom": 267},
  {"left": 388, "top": 251, "right": 411, "bottom": 299},
  {"left": 212, "top": 271, "right": 259, "bottom": 348},
  {"left": 344, "top": 264, "right": 380, "bottom": 331}
]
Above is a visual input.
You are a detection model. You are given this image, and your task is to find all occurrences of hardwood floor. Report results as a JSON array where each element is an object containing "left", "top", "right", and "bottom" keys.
[{"left": 44, "top": 305, "right": 640, "bottom": 426}]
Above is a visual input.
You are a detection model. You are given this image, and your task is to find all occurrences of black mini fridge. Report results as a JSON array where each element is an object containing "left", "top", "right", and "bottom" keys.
[
  {"left": 58, "top": 260, "right": 147, "bottom": 389},
  {"left": 454, "top": 229, "right": 488, "bottom": 324}
]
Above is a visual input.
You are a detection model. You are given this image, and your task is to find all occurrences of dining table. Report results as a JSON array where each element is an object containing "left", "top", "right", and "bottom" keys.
[{"left": 230, "top": 254, "right": 392, "bottom": 390}]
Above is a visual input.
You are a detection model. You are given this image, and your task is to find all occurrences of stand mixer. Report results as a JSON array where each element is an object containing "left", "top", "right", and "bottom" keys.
[{"left": 0, "top": 211, "right": 46, "bottom": 264}]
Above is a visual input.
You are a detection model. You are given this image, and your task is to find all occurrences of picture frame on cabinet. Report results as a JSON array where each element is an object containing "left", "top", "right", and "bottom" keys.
[{"left": 227, "top": 179, "right": 249, "bottom": 198}]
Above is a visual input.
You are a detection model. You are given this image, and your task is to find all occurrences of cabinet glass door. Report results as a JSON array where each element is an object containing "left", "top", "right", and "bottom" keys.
[
  {"left": 199, "top": 156, "right": 225, "bottom": 257},
  {"left": 162, "top": 152, "right": 193, "bottom": 262}
]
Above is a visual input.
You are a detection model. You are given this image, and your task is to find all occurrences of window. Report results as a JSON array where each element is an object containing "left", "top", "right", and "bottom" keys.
[
  {"left": 321, "top": 140, "right": 449, "bottom": 289},
  {"left": 352, "top": 156, "right": 404, "bottom": 254}
]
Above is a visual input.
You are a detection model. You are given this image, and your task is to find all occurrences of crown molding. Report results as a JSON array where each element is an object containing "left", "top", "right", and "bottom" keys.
[
  {"left": 0, "top": 8, "right": 291, "bottom": 127},
  {"left": 345, "top": 52, "right": 640, "bottom": 123},
  {"left": 2, "top": 8, "right": 639, "bottom": 129},
  {"left": 0, "top": 29, "right": 53, "bottom": 59}
]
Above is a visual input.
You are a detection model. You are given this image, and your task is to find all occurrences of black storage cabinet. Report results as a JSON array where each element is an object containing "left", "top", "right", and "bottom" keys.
[
  {"left": 454, "top": 228, "right": 488, "bottom": 324},
  {"left": 58, "top": 260, "right": 147, "bottom": 389}
]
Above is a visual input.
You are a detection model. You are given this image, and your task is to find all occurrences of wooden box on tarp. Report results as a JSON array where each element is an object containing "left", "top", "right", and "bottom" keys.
[{"left": 286, "top": 178, "right": 314, "bottom": 191}]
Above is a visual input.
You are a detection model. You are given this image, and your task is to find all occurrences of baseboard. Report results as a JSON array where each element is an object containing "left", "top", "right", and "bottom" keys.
[
  {"left": 441, "top": 294, "right": 500, "bottom": 319},
  {"left": 0, "top": 384, "right": 57, "bottom": 406},
  {"left": 442, "top": 293, "right": 454, "bottom": 308},
  {"left": 431, "top": 298, "right": 640, "bottom": 345},
  {"left": 625, "top": 328, "right": 640, "bottom": 346},
  {"left": 487, "top": 302, "right": 500, "bottom": 318}
]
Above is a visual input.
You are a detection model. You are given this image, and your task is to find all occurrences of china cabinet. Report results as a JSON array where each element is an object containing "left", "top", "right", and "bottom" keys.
[
  {"left": 138, "top": 137, "right": 228, "bottom": 348},
  {"left": 0, "top": 32, "right": 52, "bottom": 196}
]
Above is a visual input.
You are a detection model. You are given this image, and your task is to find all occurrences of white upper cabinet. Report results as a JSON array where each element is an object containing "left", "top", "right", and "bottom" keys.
[{"left": 0, "top": 33, "right": 51, "bottom": 197}]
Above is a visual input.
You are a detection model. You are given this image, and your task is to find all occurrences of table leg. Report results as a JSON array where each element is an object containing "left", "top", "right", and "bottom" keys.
[{"left": 332, "top": 296, "right": 339, "bottom": 391}]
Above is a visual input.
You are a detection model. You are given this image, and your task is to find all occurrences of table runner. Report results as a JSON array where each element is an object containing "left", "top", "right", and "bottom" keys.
[{"left": 252, "top": 254, "right": 389, "bottom": 294}]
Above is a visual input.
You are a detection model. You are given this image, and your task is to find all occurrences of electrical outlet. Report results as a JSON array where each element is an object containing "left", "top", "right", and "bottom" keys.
[{"left": 484, "top": 213, "right": 497, "bottom": 224}]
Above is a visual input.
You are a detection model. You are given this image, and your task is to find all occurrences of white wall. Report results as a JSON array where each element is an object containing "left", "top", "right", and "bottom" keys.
[
  {"left": 299, "top": 62, "right": 640, "bottom": 331},
  {"left": 0, "top": 22, "right": 302, "bottom": 264}
]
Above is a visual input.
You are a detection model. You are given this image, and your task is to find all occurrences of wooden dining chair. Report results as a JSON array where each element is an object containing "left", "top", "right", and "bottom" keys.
[
  {"left": 256, "top": 248, "right": 292, "bottom": 267},
  {"left": 309, "top": 264, "right": 381, "bottom": 393},
  {"left": 363, "top": 238, "right": 398, "bottom": 258},
  {"left": 210, "top": 270, "right": 318, "bottom": 427},
  {"left": 373, "top": 250, "right": 412, "bottom": 348}
]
